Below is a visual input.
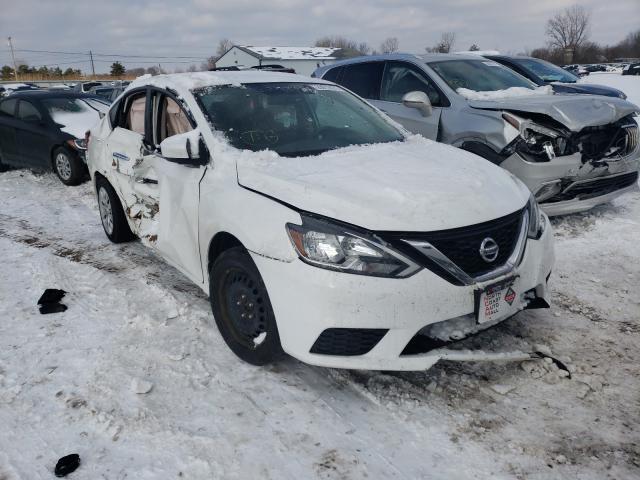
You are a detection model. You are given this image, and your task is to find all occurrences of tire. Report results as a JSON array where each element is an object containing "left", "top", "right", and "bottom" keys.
[
  {"left": 96, "top": 176, "right": 135, "bottom": 243},
  {"left": 209, "top": 247, "right": 285, "bottom": 365},
  {"left": 53, "top": 146, "right": 85, "bottom": 186}
]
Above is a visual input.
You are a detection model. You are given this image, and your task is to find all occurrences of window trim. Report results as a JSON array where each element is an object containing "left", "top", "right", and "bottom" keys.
[{"left": 380, "top": 60, "right": 450, "bottom": 108}]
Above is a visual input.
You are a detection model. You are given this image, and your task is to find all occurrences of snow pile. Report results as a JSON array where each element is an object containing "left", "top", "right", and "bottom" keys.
[
  {"left": 457, "top": 85, "right": 553, "bottom": 100},
  {"left": 580, "top": 72, "right": 640, "bottom": 107}
]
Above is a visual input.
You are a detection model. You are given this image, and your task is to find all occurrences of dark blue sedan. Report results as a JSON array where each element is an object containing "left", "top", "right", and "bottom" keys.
[{"left": 485, "top": 55, "right": 627, "bottom": 99}]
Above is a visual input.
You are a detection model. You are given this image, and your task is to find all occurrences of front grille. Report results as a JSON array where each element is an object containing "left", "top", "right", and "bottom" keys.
[
  {"left": 546, "top": 171, "right": 639, "bottom": 203},
  {"left": 310, "top": 328, "right": 388, "bottom": 356},
  {"left": 385, "top": 209, "right": 523, "bottom": 278},
  {"left": 576, "top": 121, "right": 639, "bottom": 161}
]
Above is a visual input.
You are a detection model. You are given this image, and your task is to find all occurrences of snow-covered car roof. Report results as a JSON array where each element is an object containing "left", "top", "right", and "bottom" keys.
[{"left": 128, "top": 71, "right": 333, "bottom": 92}]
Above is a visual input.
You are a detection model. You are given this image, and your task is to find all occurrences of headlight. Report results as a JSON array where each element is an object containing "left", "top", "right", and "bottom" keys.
[
  {"left": 527, "top": 194, "right": 545, "bottom": 239},
  {"left": 66, "top": 138, "right": 87, "bottom": 151},
  {"left": 286, "top": 215, "right": 420, "bottom": 278}
]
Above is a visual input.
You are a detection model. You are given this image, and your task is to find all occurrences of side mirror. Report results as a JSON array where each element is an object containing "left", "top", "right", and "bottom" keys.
[
  {"left": 159, "top": 130, "right": 209, "bottom": 166},
  {"left": 402, "top": 91, "right": 432, "bottom": 117}
]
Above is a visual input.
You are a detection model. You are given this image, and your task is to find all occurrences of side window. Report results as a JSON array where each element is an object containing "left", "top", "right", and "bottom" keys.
[
  {"left": 339, "top": 62, "right": 384, "bottom": 99},
  {"left": 322, "top": 66, "right": 343, "bottom": 83},
  {"left": 0, "top": 99, "right": 17, "bottom": 117},
  {"left": 113, "top": 91, "right": 147, "bottom": 135},
  {"left": 17, "top": 100, "right": 42, "bottom": 122},
  {"left": 126, "top": 95, "right": 146, "bottom": 135},
  {"left": 381, "top": 62, "right": 446, "bottom": 107},
  {"left": 157, "top": 96, "right": 192, "bottom": 143}
]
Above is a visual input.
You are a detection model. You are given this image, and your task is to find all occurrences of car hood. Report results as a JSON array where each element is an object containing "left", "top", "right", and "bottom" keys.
[
  {"left": 551, "top": 82, "right": 625, "bottom": 98},
  {"left": 236, "top": 137, "right": 529, "bottom": 232},
  {"left": 468, "top": 94, "right": 639, "bottom": 131}
]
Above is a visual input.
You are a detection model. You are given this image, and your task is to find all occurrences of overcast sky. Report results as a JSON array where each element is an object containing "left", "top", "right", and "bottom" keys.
[{"left": 1, "top": 0, "right": 638, "bottom": 73}]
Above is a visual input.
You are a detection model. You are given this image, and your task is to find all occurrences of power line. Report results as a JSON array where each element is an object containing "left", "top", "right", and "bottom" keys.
[{"left": 6, "top": 48, "right": 208, "bottom": 60}]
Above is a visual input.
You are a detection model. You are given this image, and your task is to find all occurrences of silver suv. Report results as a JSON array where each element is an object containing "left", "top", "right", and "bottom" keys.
[{"left": 314, "top": 53, "right": 640, "bottom": 215}]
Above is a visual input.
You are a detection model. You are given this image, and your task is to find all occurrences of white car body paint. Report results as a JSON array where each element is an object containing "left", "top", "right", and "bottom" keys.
[{"left": 87, "top": 72, "right": 554, "bottom": 370}]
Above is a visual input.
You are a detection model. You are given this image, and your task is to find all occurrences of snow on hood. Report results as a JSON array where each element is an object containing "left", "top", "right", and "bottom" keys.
[
  {"left": 467, "top": 93, "right": 639, "bottom": 131},
  {"left": 236, "top": 136, "right": 530, "bottom": 232},
  {"left": 49, "top": 100, "right": 108, "bottom": 138},
  {"left": 457, "top": 85, "right": 553, "bottom": 101}
]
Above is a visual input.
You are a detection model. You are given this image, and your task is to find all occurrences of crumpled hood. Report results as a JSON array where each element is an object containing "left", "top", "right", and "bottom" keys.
[
  {"left": 468, "top": 94, "right": 639, "bottom": 131},
  {"left": 236, "top": 137, "right": 530, "bottom": 232}
]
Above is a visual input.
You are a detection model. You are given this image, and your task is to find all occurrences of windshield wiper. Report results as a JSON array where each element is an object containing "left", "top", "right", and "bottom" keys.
[{"left": 279, "top": 148, "right": 330, "bottom": 158}]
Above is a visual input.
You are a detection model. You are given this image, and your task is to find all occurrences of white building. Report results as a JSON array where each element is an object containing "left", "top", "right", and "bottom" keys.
[{"left": 215, "top": 46, "right": 342, "bottom": 76}]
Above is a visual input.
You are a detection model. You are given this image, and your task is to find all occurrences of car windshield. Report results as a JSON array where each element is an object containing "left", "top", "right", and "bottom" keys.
[
  {"left": 429, "top": 59, "right": 537, "bottom": 93},
  {"left": 513, "top": 58, "right": 579, "bottom": 83},
  {"left": 194, "top": 82, "right": 404, "bottom": 157}
]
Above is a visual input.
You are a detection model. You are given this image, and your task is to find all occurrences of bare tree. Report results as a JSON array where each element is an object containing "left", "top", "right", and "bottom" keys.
[
  {"left": 380, "top": 37, "right": 399, "bottom": 54},
  {"left": 546, "top": 5, "right": 590, "bottom": 60},
  {"left": 357, "top": 42, "right": 371, "bottom": 55},
  {"left": 315, "top": 36, "right": 370, "bottom": 58},
  {"left": 426, "top": 32, "right": 456, "bottom": 53},
  {"left": 216, "top": 38, "right": 234, "bottom": 58},
  {"left": 469, "top": 44, "right": 480, "bottom": 51}
]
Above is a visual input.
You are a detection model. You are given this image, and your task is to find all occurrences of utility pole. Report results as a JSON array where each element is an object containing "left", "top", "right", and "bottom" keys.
[
  {"left": 7, "top": 37, "right": 19, "bottom": 81},
  {"left": 89, "top": 50, "right": 96, "bottom": 78}
]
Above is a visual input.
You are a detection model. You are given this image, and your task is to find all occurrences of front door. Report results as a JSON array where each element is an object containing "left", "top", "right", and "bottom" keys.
[{"left": 372, "top": 61, "right": 445, "bottom": 140}]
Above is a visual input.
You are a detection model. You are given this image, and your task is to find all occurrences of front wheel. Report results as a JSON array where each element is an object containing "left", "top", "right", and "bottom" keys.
[
  {"left": 53, "top": 146, "right": 85, "bottom": 185},
  {"left": 96, "top": 177, "right": 135, "bottom": 243},
  {"left": 209, "top": 247, "right": 285, "bottom": 365}
]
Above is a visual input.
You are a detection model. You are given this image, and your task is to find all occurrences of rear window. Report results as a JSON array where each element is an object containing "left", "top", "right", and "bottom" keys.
[
  {"left": 339, "top": 62, "right": 384, "bottom": 99},
  {"left": 0, "top": 98, "right": 17, "bottom": 117}
]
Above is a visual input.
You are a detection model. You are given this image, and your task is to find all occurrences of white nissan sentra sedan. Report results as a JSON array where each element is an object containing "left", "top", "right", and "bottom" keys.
[{"left": 87, "top": 71, "right": 554, "bottom": 371}]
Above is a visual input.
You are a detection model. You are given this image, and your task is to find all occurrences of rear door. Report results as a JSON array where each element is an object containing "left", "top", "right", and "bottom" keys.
[
  {"left": 0, "top": 98, "right": 20, "bottom": 164},
  {"left": 374, "top": 61, "right": 445, "bottom": 140},
  {"left": 106, "top": 87, "right": 206, "bottom": 281},
  {"left": 15, "top": 99, "right": 52, "bottom": 167}
]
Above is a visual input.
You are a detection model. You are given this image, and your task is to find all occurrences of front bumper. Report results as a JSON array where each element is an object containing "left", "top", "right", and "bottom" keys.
[
  {"left": 501, "top": 151, "right": 640, "bottom": 216},
  {"left": 252, "top": 224, "right": 554, "bottom": 371}
]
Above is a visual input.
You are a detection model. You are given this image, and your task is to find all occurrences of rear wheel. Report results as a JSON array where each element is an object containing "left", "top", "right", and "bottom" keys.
[
  {"left": 209, "top": 247, "right": 285, "bottom": 365},
  {"left": 53, "top": 146, "right": 84, "bottom": 186},
  {"left": 96, "top": 176, "right": 135, "bottom": 243}
]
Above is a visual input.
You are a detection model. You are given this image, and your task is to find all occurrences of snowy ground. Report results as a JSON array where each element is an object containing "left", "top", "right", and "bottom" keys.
[
  {"left": 580, "top": 72, "right": 640, "bottom": 106},
  {"left": 1, "top": 75, "right": 640, "bottom": 479}
]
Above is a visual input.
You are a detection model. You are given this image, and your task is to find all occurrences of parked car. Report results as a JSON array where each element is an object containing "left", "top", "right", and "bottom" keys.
[
  {"left": 88, "top": 85, "right": 125, "bottom": 102},
  {"left": 0, "top": 91, "right": 109, "bottom": 184},
  {"left": 87, "top": 72, "right": 553, "bottom": 370},
  {"left": 71, "top": 81, "right": 105, "bottom": 93},
  {"left": 314, "top": 53, "right": 640, "bottom": 216},
  {"left": 585, "top": 64, "right": 607, "bottom": 73},
  {"left": 622, "top": 63, "right": 640, "bottom": 76},
  {"left": 483, "top": 55, "right": 627, "bottom": 99},
  {"left": 0, "top": 82, "right": 41, "bottom": 97},
  {"left": 563, "top": 65, "right": 589, "bottom": 77}
]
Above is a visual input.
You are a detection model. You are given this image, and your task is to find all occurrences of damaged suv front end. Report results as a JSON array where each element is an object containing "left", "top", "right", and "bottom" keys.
[{"left": 481, "top": 99, "right": 640, "bottom": 215}]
